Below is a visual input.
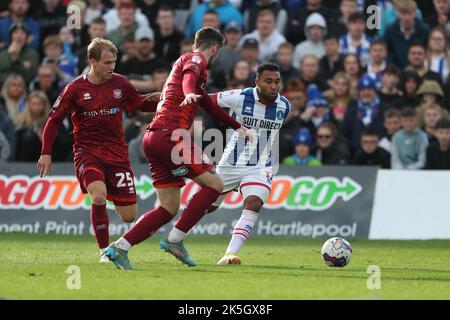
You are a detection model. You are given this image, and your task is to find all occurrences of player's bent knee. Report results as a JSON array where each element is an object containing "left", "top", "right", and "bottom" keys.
[
  {"left": 91, "top": 194, "right": 107, "bottom": 205},
  {"left": 121, "top": 215, "right": 136, "bottom": 223},
  {"left": 160, "top": 202, "right": 179, "bottom": 216},
  {"left": 208, "top": 176, "right": 224, "bottom": 193},
  {"left": 244, "top": 196, "right": 263, "bottom": 213}
]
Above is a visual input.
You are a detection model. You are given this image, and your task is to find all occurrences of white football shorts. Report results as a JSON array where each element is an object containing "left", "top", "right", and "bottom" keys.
[{"left": 212, "top": 166, "right": 273, "bottom": 207}]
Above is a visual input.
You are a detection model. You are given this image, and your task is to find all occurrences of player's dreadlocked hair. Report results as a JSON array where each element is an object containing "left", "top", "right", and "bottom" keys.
[
  {"left": 87, "top": 38, "right": 118, "bottom": 61},
  {"left": 256, "top": 62, "right": 280, "bottom": 76},
  {"left": 194, "top": 27, "right": 225, "bottom": 50}
]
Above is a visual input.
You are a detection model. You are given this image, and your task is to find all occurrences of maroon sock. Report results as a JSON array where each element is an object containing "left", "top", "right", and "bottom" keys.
[
  {"left": 175, "top": 186, "right": 220, "bottom": 233},
  {"left": 123, "top": 206, "right": 173, "bottom": 246},
  {"left": 91, "top": 204, "right": 109, "bottom": 249}
]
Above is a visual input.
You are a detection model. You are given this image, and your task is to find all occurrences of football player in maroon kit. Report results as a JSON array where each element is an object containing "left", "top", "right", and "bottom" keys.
[
  {"left": 104, "top": 27, "right": 253, "bottom": 269},
  {"left": 37, "top": 38, "right": 159, "bottom": 262}
]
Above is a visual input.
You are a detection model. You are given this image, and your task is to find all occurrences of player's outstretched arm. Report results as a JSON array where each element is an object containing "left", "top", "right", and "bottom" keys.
[
  {"left": 180, "top": 70, "right": 202, "bottom": 107},
  {"left": 37, "top": 154, "right": 52, "bottom": 178},
  {"left": 38, "top": 117, "right": 59, "bottom": 177}
]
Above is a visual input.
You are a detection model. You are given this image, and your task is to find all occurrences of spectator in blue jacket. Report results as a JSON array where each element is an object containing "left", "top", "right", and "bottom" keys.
[
  {"left": 384, "top": 0, "right": 429, "bottom": 69},
  {"left": 0, "top": 0, "right": 40, "bottom": 51},
  {"left": 341, "top": 75, "right": 387, "bottom": 155},
  {"left": 186, "top": 0, "right": 244, "bottom": 39}
]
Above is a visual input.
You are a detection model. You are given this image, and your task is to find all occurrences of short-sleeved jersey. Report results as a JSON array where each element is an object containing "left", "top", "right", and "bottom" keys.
[
  {"left": 149, "top": 52, "right": 208, "bottom": 131},
  {"left": 216, "top": 87, "right": 290, "bottom": 168},
  {"left": 48, "top": 73, "right": 150, "bottom": 163}
]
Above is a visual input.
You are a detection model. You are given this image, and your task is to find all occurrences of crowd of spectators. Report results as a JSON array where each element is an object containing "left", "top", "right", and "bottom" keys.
[{"left": 0, "top": 0, "right": 450, "bottom": 170}]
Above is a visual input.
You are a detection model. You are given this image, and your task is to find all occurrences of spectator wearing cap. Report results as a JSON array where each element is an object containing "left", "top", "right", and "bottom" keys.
[
  {"left": 339, "top": 12, "right": 373, "bottom": 69},
  {"left": 416, "top": 79, "right": 444, "bottom": 109},
  {"left": 119, "top": 26, "right": 171, "bottom": 93},
  {"left": 0, "top": 0, "right": 40, "bottom": 51},
  {"left": 378, "top": 65, "right": 405, "bottom": 110},
  {"left": 391, "top": 107, "right": 429, "bottom": 169},
  {"left": 341, "top": 75, "right": 387, "bottom": 155},
  {"left": 106, "top": 2, "right": 140, "bottom": 53},
  {"left": 245, "top": 0, "right": 287, "bottom": 34},
  {"left": 239, "top": 9, "right": 286, "bottom": 62},
  {"left": 314, "top": 122, "right": 351, "bottom": 165},
  {"left": 283, "top": 128, "right": 321, "bottom": 166},
  {"left": 353, "top": 129, "right": 391, "bottom": 168},
  {"left": 405, "top": 42, "right": 443, "bottom": 88},
  {"left": 212, "top": 21, "right": 244, "bottom": 77},
  {"left": 154, "top": 6, "right": 185, "bottom": 64},
  {"left": 33, "top": 0, "right": 67, "bottom": 45},
  {"left": 276, "top": 43, "right": 299, "bottom": 90},
  {"left": 186, "top": 0, "right": 244, "bottom": 39},
  {"left": 425, "top": 118, "right": 450, "bottom": 169},
  {"left": 292, "top": 12, "right": 326, "bottom": 70},
  {"left": 102, "top": 0, "right": 150, "bottom": 33},
  {"left": 285, "top": 0, "right": 339, "bottom": 46},
  {"left": 240, "top": 38, "right": 260, "bottom": 72},
  {"left": 0, "top": 22, "right": 39, "bottom": 86},
  {"left": 301, "top": 84, "right": 337, "bottom": 136},
  {"left": 384, "top": 0, "right": 430, "bottom": 69}
]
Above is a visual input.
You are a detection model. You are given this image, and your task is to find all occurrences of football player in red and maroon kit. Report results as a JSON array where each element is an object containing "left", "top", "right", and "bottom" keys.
[
  {"left": 105, "top": 27, "right": 253, "bottom": 269},
  {"left": 37, "top": 38, "right": 159, "bottom": 262}
]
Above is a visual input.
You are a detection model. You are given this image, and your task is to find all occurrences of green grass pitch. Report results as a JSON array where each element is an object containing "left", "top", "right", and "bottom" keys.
[{"left": 0, "top": 233, "right": 449, "bottom": 300}]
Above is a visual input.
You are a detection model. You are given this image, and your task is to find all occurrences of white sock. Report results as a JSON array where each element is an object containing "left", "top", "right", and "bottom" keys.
[
  {"left": 114, "top": 237, "right": 132, "bottom": 251},
  {"left": 168, "top": 227, "right": 187, "bottom": 243},
  {"left": 226, "top": 210, "right": 259, "bottom": 255},
  {"left": 99, "top": 248, "right": 106, "bottom": 255}
]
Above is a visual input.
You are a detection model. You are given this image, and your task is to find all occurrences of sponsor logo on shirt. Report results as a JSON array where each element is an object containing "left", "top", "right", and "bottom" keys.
[
  {"left": 83, "top": 92, "right": 92, "bottom": 100},
  {"left": 171, "top": 166, "right": 188, "bottom": 177},
  {"left": 83, "top": 107, "right": 119, "bottom": 118}
]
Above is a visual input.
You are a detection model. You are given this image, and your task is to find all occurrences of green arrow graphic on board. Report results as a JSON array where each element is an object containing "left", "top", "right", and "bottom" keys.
[
  {"left": 287, "top": 177, "right": 362, "bottom": 211},
  {"left": 83, "top": 175, "right": 155, "bottom": 207}
]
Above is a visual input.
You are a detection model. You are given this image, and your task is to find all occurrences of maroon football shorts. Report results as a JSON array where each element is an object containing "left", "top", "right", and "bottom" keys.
[
  {"left": 74, "top": 153, "right": 137, "bottom": 206},
  {"left": 142, "top": 129, "right": 214, "bottom": 188}
]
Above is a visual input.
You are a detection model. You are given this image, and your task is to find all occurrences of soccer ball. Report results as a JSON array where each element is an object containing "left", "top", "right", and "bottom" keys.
[{"left": 321, "top": 237, "right": 352, "bottom": 267}]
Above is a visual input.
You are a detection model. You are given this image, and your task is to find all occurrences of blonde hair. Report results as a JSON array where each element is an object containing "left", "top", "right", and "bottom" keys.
[
  {"left": 396, "top": 0, "right": 416, "bottom": 13},
  {"left": 0, "top": 73, "right": 27, "bottom": 123},
  {"left": 15, "top": 91, "right": 50, "bottom": 131},
  {"left": 325, "top": 72, "right": 356, "bottom": 102},
  {"left": 426, "top": 27, "right": 450, "bottom": 74},
  {"left": 87, "top": 37, "right": 118, "bottom": 61}
]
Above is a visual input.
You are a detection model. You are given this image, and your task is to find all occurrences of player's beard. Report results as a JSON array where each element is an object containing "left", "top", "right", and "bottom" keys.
[{"left": 207, "top": 51, "right": 219, "bottom": 69}]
